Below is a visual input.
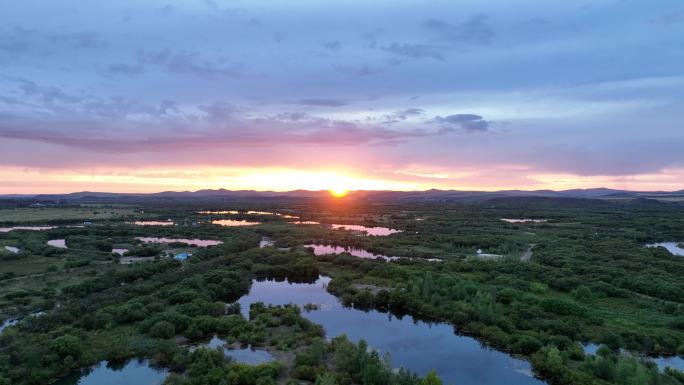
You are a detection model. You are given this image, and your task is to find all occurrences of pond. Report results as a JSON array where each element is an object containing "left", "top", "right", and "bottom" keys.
[
  {"left": 259, "top": 237, "right": 275, "bottom": 248},
  {"left": 47, "top": 239, "right": 67, "bottom": 248},
  {"left": 132, "top": 221, "right": 175, "bottom": 226},
  {"left": 3, "top": 246, "right": 19, "bottom": 254},
  {"left": 1, "top": 311, "right": 46, "bottom": 334},
  {"left": 135, "top": 237, "right": 222, "bottom": 247},
  {"left": 0, "top": 318, "right": 18, "bottom": 334},
  {"left": 305, "top": 244, "right": 441, "bottom": 263},
  {"left": 53, "top": 359, "right": 167, "bottom": 385},
  {"left": 119, "top": 256, "right": 157, "bottom": 264},
  {"left": 212, "top": 219, "right": 260, "bottom": 227},
  {"left": 583, "top": 343, "right": 684, "bottom": 372},
  {"left": 0, "top": 226, "right": 57, "bottom": 233},
  {"left": 645, "top": 242, "right": 684, "bottom": 256},
  {"left": 330, "top": 224, "right": 401, "bottom": 236},
  {"left": 501, "top": 219, "right": 547, "bottom": 223},
  {"left": 237, "top": 276, "right": 545, "bottom": 385},
  {"left": 305, "top": 244, "right": 399, "bottom": 261},
  {"left": 196, "top": 335, "right": 276, "bottom": 364},
  {"left": 199, "top": 210, "right": 298, "bottom": 219}
]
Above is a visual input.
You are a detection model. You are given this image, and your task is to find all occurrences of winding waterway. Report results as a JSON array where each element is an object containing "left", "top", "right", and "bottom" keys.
[{"left": 237, "top": 276, "right": 545, "bottom": 385}]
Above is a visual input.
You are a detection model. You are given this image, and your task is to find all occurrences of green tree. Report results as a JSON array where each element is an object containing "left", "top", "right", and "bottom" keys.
[
  {"left": 149, "top": 320, "right": 175, "bottom": 339},
  {"left": 420, "top": 370, "right": 443, "bottom": 385}
]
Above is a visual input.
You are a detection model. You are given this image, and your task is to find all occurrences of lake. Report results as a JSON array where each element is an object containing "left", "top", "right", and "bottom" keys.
[
  {"left": 237, "top": 276, "right": 545, "bottom": 385},
  {"left": 3, "top": 246, "right": 19, "bottom": 254},
  {"left": 132, "top": 221, "right": 175, "bottom": 226},
  {"left": 53, "top": 360, "right": 167, "bottom": 385},
  {"left": 211, "top": 219, "right": 260, "bottom": 227},
  {"left": 195, "top": 335, "right": 276, "bottom": 364},
  {"left": 0, "top": 226, "right": 56, "bottom": 233},
  {"left": 501, "top": 219, "right": 547, "bottom": 223},
  {"left": 0, "top": 318, "right": 18, "bottom": 334},
  {"left": 259, "top": 237, "right": 275, "bottom": 248},
  {"left": 305, "top": 244, "right": 399, "bottom": 261},
  {"left": 583, "top": 343, "right": 684, "bottom": 372},
  {"left": 645, "top": 242, "right": 684, "bottom": 256},
  {"left": 330, "top": 224, "right": 401, "bottom": 236},
  {"left": 47, "top": 239, "right": 67, "bottom": 248},
  {"left": 305, "top": 244, "right": 441, "bottom": 263},
  {"left": 135, "top": 237, "right": 222, "bottom": 247}
]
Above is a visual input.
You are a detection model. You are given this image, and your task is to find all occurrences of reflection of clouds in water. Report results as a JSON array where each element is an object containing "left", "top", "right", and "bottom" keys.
[
  {"left": 511, "top": 363, "right": 535, "bottom": 378},
  {"left": 241, "top": 276, "right": 544, "bottom": 385}
]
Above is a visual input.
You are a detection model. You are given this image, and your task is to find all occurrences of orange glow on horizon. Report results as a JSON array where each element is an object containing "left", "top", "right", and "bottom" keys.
[
  {"left": 1, "top": 165, "right": 684, "bottom": 194},
  {"left": 329, "top": 188, "right": 349, "bottom": 198}
]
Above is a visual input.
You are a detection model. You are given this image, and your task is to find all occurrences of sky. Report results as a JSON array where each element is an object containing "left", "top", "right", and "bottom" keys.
[{"left": 1, "top": 0, "right": 684, "bottom": 193}]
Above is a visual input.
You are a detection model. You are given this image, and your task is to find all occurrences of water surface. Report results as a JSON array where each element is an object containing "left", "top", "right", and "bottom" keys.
[
  {"left": 259, "top": 237, "right": 275, "bottom": 248},
  {"left": 583, "top": 343, "right": 684, "bottom": 372},
  {"left": 330, "top": 224, "right": 401, "bottom": 236},
  {"left": 47, "top": 239, "right": 67, "bottom": 248},
  {"left": 53, "top": 360, "right": 167, "bottom": 385},
  {"left": 3, "top": 246, "right": 19, "bottom": 254},
  {"left": 306, "top": 244, "right": 399, "bottom": 261},
  {"left": 198, "top": 336, "right": 276, "bottom": 364},
  {"left": 0, "top": 318, "right": 18, "bottom": 333},
  {"left": 0, "top": 226, "right": 56, "bottom": 233},
  {"left": 645, "top": 242, "right": 684, "bottom": 256},
  {"left": 501, "top": 219, "right": 547, "bottom": 223},
  {"left": 119, "top": 256, "right": 157, "bottom": 264},
  {"left": 135, "top": 237, "right": 222, "bottom": 247},
  {"left": 238, "top": 277, "right": 544, "bottom": 385},
  {"left": 212, "top": 219, "right": 260, "bottom": 227},
  {"left": 132, "top": 221, "right": 175, "bottom": 226}
]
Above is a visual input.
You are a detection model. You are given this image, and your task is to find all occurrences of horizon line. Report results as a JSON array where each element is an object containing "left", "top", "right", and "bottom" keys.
[{"left": 2, "top": 186, "right": 684, "bottom": 197}]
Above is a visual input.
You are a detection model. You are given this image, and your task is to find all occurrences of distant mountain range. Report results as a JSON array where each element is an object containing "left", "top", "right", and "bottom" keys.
[{"left": 2, "top": 187, "right": 684, "bottom": 203}]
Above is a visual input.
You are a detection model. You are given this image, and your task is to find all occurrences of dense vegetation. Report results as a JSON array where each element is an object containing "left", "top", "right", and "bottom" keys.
[{"left": 1, "top": 197, "right": 684, "bottom": 385}]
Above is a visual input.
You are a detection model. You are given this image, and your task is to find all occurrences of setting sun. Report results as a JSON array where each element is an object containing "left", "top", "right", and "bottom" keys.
[{"left": 329, "top": 187, "right": 349, "bottom": 198}]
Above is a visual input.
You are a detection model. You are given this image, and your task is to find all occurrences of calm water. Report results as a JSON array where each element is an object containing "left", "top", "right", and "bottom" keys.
[
  {"left": 645, "top": 242, "right": 684, "bottom": 256},
  {"left": 0, "top": 318, "right": 18, "bottom": 333},
  {"left": 47, "top": 239, "right": 67, "bottom": 248},
  {"left": 0, "top": 226, "right": 56, "bottom": 233},
  {"left": 199, "top": 210, "right": 298, "bottom": 219},
  {"left": 119, "top": 256, "right": 157, "bottom": 264},
  {"left": 198, "top": 335, "right": 276, "bottom": 364},
  {"left": 135, "top": 237, "right": 222, "bottom": 247},
  {"left": 259, "top": 237, "right": 275, "bottom": 248},
  {"left": 132, "top": 221, "right": 175, "bottom": 226},
  {"left": 330, "top": 224, "right": 401, "bottom": 236},
  {"left": 305, "top": 244, "right": 441, "bottom": 263},
  {"left": 305, "top": 244, "right": 399, "bottom": 261},
  {"left": 53, "top": 360, "right": 167, "bottom": 385},
  {"left": 4, "top": 246, "right": 19, "bottom": 254},
  {"left": 212, "top": 219, "right": 260, "bottom": 227},
  {"left": 238, "top": 277, "right": 545, "bottom": 385},
  {"left": 583, "top": 343, "right": 684, "bottom": 372},
  {"left": 501, "top": 219, "right": 547, "bottom": 223}
]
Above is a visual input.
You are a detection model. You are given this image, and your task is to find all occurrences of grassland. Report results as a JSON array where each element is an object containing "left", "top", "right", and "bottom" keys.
[{"left": 0, "top": 206, "right": 139, "bottom": 223}]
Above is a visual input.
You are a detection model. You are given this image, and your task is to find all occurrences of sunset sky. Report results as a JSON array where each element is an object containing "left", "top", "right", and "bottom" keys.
[{"left": 1, "top": 0, "right": 684, "bottom": 193}]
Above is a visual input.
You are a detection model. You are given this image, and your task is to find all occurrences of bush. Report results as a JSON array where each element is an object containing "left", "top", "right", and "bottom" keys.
[{"left": 150, "top": 321, "right": 176, "bottom": 339}]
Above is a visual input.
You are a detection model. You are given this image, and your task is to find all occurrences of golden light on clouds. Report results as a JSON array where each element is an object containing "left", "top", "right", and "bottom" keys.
[{"left": 1, "top": 165, "right": 684, "bottom": 194}]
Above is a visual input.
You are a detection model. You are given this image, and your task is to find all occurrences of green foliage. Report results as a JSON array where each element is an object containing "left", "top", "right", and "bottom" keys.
[{"left": 149, "top": 321, "right": 176, "bottom": 339}]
